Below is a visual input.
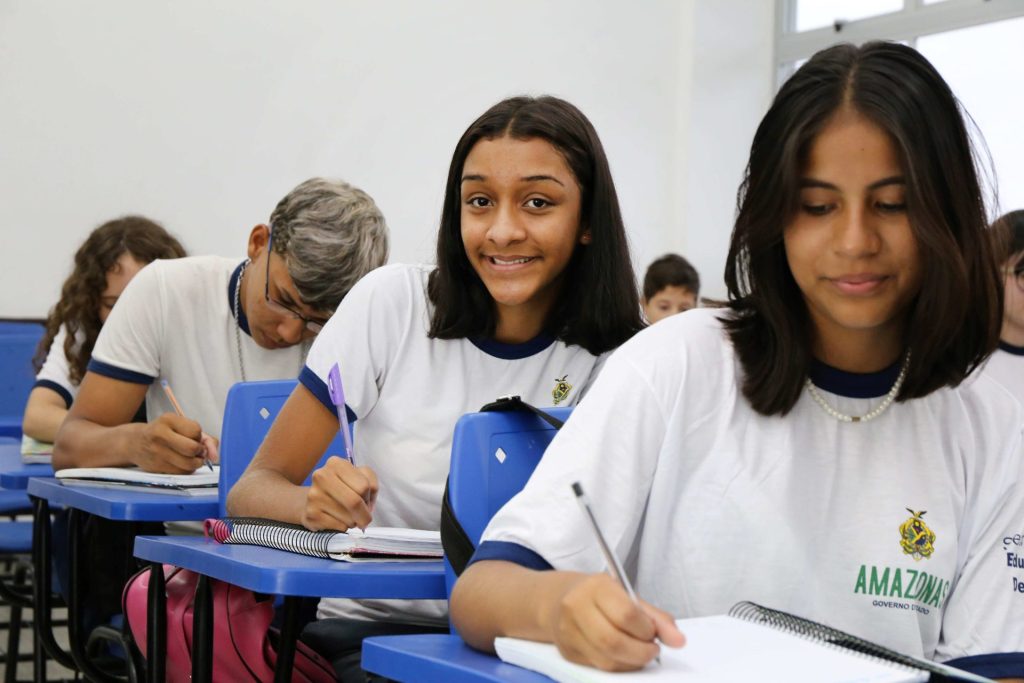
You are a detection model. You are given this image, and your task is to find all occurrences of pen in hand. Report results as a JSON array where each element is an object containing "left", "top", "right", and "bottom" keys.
[
  {"left": 160, "top": 379, "right": 214, "bottom": 472},
  {"left": 572, "top": 481, "right": 662, "bottom": 665}
]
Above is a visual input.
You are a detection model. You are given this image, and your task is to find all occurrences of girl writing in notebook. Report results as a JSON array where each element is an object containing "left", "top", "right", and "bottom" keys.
[
  {"left": 451, "top": 43, "right": 1024, "bottom": 682},
  {"left": 23, "top": 215, "right": 186, "bottom": 444},
  {"left": 228, "top": 95, "right": 645, "bottom": 680}
]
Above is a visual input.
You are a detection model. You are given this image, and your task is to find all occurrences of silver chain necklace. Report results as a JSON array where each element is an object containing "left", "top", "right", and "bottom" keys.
[
  {"left": 233, "top": 260, "right": 248, "bottom": 382},
  {"left": 804, "top": 353, "right": 910, "bottom": 423}
]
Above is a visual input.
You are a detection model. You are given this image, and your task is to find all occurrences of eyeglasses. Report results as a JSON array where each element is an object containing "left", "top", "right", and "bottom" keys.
[
  {"left": 264, "top": 232, "right": 330, "bottom": 333},
  {"left": 1005, "top": 261, "right": 1024, "bottom": 293}
]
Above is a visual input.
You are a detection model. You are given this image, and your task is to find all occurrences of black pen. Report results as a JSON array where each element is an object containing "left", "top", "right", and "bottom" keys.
[{"left": 572, "top": 481, "right": 661, "bottom": 665}]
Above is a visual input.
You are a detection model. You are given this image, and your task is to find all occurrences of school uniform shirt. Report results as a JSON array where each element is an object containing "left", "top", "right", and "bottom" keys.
[
  {"left": 89, "top": 256, "right": 308, "bottom": 441},
  {"left": 981, "top": 341, "right": 1024, "bottom": 408},
  {"left": 34, "top": 324, "right": 82, "bottom": 407},
  {"left": 475, "top": 307, "right": 1024, "bottom": 680},
  {"left": 301, "top": 263, "right": 608, "bottom": 626}
]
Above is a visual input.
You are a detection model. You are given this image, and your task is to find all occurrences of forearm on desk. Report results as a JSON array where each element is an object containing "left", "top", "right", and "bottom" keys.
[
  {"left": 22, "top": 387, "right": 68, "bottom": 443},
  {"left": 226, "top": 467, "right": 310, "bottom": 524},
  {"left": 451, "top": 560, "right": 586, "bottom": 653},
  {"left": 52, "top": 417, "right": 145, "bottom": 470}
]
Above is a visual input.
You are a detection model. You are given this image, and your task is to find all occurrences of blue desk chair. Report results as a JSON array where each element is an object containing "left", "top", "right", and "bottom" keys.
[
  {"left": 133, "top": 379, "right": 446, "bottom": 683},
  {"left": 0, "top": 323, "right": 44, "bottom": 439},
  {"left": 363, "top": 407, "right": 571, "bottom": 683}
]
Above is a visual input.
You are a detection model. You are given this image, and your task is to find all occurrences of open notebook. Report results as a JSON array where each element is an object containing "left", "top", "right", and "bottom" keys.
[
  {"left": 204, "top": 517, "right": 443, "bottom": 562},
  {"left": 495, "top": 602, "right": 995, "bottom": 683},
  {"left": 55, "top": 465, "right": 219, "bottom": 496}
]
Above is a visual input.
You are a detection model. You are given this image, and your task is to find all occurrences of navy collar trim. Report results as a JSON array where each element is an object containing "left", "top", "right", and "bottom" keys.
[
  {"left": 998, "top": 340, "right": 1024, "bottom": 356},
  {"left": 469, "top": 333, "right": 556, "bottom": 360},
  {"left": 808, "top": 357, "right": 903, "bottom": 399},
  {"left": 227, "top": 261, "right": 252, "bottom": 337}
]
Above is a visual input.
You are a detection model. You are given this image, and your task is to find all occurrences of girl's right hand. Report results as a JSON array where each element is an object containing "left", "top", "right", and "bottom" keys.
[
  {"left": 301, "top": 455, "right": 379, "bottom": 531},
  {"left": 550, "top": 573, "right": 685, "bottom": 671}
]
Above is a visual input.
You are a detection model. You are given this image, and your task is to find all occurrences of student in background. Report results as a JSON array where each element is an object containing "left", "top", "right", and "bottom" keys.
[
  {"left": 451, "top": 43, "right": 1024, "bottom": 682},
  {"left": 641, "top": 253, "right": 700, "bottom": 323},
  {"left": 53, "top": 178, "right": 388, "bottom": 473},
  {"left": 228, "top": 95, "right": 645, "bottom": 681},
  {"left": 23, "top": 216, "right": 186, "bottom": 445},
  {"left": 982, "top": 209, "right": 1024, "bottom": 403}
]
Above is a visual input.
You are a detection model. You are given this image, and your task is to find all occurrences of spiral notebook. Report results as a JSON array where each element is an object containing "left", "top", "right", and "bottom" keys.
[
  {"left": 494, "top": 602, "right": 995, "bottom": 683},
  {"left": 204, "top": 517, "right": 443, "bottom": 562},
  {"left": 55, "top": 465, "right": 219, "bottom": 496}
]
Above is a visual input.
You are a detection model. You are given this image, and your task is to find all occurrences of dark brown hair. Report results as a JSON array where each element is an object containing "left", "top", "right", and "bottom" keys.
[
  {"left": 643, "top": 253, "right": 700, "bottom": 300},
  {"left": 427, "top": 96, "right": 644, "bottom": 355},
  {"left": 723, "top": 42, "right": 1002, "bottom": 416},
  {"left": 992, "top": 210, "right": 1024, "bottom": 265},
  {"left": 34, "top": 216, "right": 186, "bottom": 384}
]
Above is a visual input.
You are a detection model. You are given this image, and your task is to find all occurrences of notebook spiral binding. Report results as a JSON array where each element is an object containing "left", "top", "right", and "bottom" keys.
[
  {"left": 728, "top": 601, "right": 954, "bottom": 678},
  {"left": 205, "top": 517, "right": 337, "bottom": 560}
]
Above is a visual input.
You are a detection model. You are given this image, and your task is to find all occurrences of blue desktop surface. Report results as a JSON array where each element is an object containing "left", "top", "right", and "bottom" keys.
[
  {"left": 134, "top": 535, "right": 447, "bottom": 599},
  {"left": 0, "top": 441, "right": 51, "bottom": 489},
  {"left": 363, "top": 634, "right": 553, "bottom": 683},
  {"left": 27, "top": 477, "right": 218, "bottom": 521}
]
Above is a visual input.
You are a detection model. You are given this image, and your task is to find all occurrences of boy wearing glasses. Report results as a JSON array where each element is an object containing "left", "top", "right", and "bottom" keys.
[
  {"left": 53, "top": 178, "right": 389, "bottom": 474},
  {"left": 983, "top": 209, "right": 1024, "bottom": 406}
]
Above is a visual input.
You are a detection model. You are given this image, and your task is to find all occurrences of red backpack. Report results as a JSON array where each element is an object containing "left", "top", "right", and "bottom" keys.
[{"left": 122, "top": 564, "right": 335, "bottom": 682}]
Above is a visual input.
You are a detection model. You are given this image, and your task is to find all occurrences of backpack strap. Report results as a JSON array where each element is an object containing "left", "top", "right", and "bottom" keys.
[{"left": 440, "top": 396, "right": 563, "bottom": 577}]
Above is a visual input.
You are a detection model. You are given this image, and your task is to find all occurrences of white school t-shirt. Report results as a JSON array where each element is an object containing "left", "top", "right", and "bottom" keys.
[
  {"left": 34, "top": 325, "right": 82, "bottom": 407},
  {"left": 301, "top": 263, "right": 608, "bottom": 625},
  {"left": 478, "top": 307, "right": 1024, "bottom": 678},
  {"left": 89, "top": 256, "right": 308, "bottom": 440},
  {"left": 981, "top": 341, "right": 1024, "bottom": 408}
]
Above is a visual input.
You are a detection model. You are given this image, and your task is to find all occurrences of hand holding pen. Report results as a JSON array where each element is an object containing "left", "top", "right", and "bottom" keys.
[
  {"left": 561, "top": 481, "right": 684, "bottom": 670},
  {"left": 160, "top": 379, "right": 215, "bottom": 472},
  {"left": 300, "top": 363, "right": 378, "bottom": 531}
]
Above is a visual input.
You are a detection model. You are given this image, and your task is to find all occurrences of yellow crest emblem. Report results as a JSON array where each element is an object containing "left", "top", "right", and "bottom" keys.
[
  {"left": 552, "top": 375, "right": 572, "bottom": 405},
  {"left": 899, "top": 508, "right": 935, "bottom": 561}
]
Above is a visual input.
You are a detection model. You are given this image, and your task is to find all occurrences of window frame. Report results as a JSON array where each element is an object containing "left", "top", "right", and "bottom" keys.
[{"left": 775, "top": 0, "right": 1024, "bottom": 84}]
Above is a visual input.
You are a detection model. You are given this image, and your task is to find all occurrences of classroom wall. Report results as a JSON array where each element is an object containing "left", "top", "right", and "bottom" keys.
[{"left": 0, "top": 0, "right": 775, "bottom": 317}]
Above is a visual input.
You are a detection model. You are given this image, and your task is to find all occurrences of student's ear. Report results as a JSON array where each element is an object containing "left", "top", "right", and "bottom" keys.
[
  {"left": 579, "top": 230, "right": 592, "bottom": 245},
  {"left": 247, "top": 224, "right": 271, "bottom": 261}
]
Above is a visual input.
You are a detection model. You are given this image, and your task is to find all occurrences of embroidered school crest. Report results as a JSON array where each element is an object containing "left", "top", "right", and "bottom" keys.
[
  {"left": 552, "top": 375, "right": 572, "bottom": 405},
  {"left": 899, "top": 509, "right": 935, "bottom": 561}
]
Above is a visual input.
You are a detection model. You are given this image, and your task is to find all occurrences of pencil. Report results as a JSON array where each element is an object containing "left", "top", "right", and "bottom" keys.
[{"left": 160, "top": 379, "right": 214, "bottom": 472}]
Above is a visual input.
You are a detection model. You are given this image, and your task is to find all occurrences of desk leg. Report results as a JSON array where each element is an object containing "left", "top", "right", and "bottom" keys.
[
  {"left": 67, "top": 507, "right": 121, "bottom": 683},
  {"left": 146, "top": 562, "right": 165, "bottom": 683},
  {"left": 29, "top": 496, "right": 76, "bottom": 672},
  {"left": 274, "top": 596, "right": 301, "bottom": 683},
  {"left": 191, "top": 574, "right": 213, "bottom": 683}
]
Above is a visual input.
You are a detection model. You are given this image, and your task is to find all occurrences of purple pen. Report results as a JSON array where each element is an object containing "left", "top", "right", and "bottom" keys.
[{"left": 327, "top": 362, "right": 356, "bottom": 465}]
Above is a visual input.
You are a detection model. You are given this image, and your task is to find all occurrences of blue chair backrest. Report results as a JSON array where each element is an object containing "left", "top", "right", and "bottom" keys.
[
  {"left": 444, "top": 406, "right": 572, "bottom": 596},
  {"left": 218, "top": 379, "right": 348, "bottom": 518},
  {"left": 0, "top": 323, "right": 45, "bottom": 438}
]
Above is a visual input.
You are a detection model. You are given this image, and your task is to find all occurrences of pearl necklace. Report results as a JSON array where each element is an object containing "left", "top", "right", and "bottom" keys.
[
  {"left": 233, "top": 260, "right": 248, "bottom": 382},
  {"left": 804, "top": 353, "right": 910, "bottom": 423}
]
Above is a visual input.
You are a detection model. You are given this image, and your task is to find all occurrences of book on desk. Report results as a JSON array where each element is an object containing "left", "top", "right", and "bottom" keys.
[
  {"left": 494, "top": 601, "right": 995, "bottom": 683},
  {"left": 55, "top": 465, "right": 219, "bottom": 496},
  {"left": 204, "top": 516, "right": 443, "bottom": 562},
  {"left": 20, "top": 434, "right": 53, "bottom": 464}
]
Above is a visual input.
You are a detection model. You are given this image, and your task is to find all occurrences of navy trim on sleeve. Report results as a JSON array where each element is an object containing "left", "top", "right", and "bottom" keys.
[
  {"left": 228, "top": 260, "right": 252, "bottom": 337},
  {"left": 944, "top": 652, "right": 1024, "bottom": 679},
  {"left": 86, "top": 359, "right": 155, "bottom": 385},
  {"left": 299, "top": 365, "right": 356, "bottom": 423},
  {"left": 33, "top": 380, "right": 73, "bottom": 409},
  {"left": 808, "top": 357, "right": 902, "bottom": 398},
  {"left": 469, "top": 333, "right": 556, "bottom": 360},
  {"left": 468, "top": 541, "right": 553, "bottom": 571},
  {"left": 998, "top": 340, "right": 1024, "bottom": 356}
]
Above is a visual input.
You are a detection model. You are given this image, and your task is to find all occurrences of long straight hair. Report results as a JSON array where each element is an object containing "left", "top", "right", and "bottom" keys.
[
  {"left": 427, "top": 96, "right": 644, "bottom": 355},
  {"left": 723, "top": 42, "right": 1002, "bottom": 416}
]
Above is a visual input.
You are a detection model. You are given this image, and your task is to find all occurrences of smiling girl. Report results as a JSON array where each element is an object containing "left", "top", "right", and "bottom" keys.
[
  {"left": 451, "top": 43, "right": 1024, "bottom": 682},
  {"left": 228, "top": 96, "right": 644, "bottom": 680}
]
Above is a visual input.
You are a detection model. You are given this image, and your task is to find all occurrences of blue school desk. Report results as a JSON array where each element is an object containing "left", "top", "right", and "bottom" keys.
[
  {"left": 363, "top": 634, "right": 552, "bottom": 682},
  {"left": 28, "top": 477, "right": 218, "bottom": 682},
  {"left": 132, "top": 535, "right": 447, "bottom": 683},
  {"left": 0, "top": 441, "right": 51, "bottom": 490}
]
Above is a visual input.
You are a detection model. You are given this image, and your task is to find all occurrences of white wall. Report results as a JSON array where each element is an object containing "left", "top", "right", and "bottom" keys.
[{"left": 0, "top": 0, "right": 775, "bottom": 317}]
